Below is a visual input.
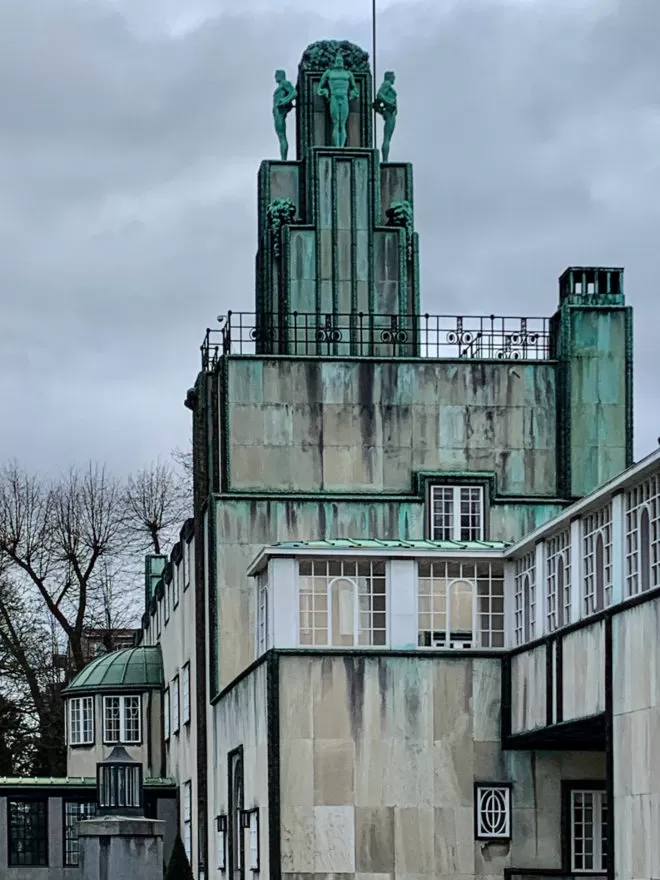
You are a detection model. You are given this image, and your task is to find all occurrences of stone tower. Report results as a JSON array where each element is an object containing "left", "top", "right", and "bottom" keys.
[{"left": 255, "top": 40, "right": 419, "bottom": 356}]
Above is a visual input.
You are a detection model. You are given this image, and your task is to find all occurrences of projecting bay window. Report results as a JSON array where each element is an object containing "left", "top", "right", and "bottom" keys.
[
  {"left": 103, "top": 695, "right": 141, "bottom": 744},
  {"left": 429, "top": 485, "right": 484, "bottom": 542},
  {"left": 68, "top": 696, "right": 94, "bottom": 745},
  {"left": 298, "top": 558, "right": 387, "bottom": 647},
  {"left": 569, "top": 788, "right": 608, "bottom": 874},
  {"left": 417, "top": 560, "right": 504, "bottom": 649}
]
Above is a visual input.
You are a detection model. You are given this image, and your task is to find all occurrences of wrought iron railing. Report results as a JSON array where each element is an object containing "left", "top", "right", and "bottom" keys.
[{"left": 201, "top": 311, "right": 551, "bottom": 368}]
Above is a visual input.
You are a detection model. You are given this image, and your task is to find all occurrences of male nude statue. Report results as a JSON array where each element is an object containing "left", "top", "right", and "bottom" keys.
[
  {"left": 318, "top": 52, "right": 359, "bottom": 148},
  {"left": 374, "top": 71, "right": 397, "bottom": 162},
  {"left": 272, "top": 69, "right": 296, "bottom": 160}
]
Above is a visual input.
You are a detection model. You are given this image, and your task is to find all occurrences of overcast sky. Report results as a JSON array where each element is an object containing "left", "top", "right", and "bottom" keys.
[{"left": 1, "top": 0, "right": 658, "bottom": 475}]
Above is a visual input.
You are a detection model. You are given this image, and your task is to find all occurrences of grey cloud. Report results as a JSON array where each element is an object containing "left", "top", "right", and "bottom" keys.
[{"left": 1, "top": 0, "right": 659, "bottom": 472}]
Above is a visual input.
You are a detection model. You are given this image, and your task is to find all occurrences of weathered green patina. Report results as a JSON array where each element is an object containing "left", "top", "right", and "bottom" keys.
[
  {"left": 386, "top": 199, "right": 413, "bottom": 260},
  {"left": 300, "top": 39, "right": 370, "bottom": 73},
  {"left": 266, "top": 197, "right": 297, "bottom": 257},
  {"left": 317, "top": 52, "right": 359, "bottom": 148},
  {"left": 63, "top": 645, "right": 163, "bottom": 694},
  {"left": 272, "top": 69, "right": 296, "bottom": 160},
  {"left": 374, "top": 71, "right": 397, "bottom": 161}
]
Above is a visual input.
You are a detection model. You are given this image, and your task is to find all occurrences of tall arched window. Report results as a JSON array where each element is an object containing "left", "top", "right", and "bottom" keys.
[
  {"left": 556, "top": 556, "right": 565, "bottom": 628},
  {"left": 448, "top": 579, "right": 474, "bottom": 647},
  {"left": 229, "top": 750, "right": 244, "bottom": 880},
  {"left": 418, "top": 560, "right": 504, "bottom": 649},
  {"left": 594, "top": 533, "right": 605, "bottom": 612},
  {"left": 640, "top": 506, "right": 651, "bottom": 592},
  {"left": 523, "top": 575, "right": 532, "bottom": 642},
  {"left": 330, "top": 577, "right": 356, "bottom": 647}
]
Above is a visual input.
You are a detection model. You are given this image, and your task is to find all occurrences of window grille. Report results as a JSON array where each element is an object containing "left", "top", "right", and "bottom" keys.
[
  {"left": 430, "top": 485, "right": 484, "bottom": 541},
  {"left": 583, "top": 505, "right": 612, "bottom": 614},
  {"left": 64, "top": 801, "right": 96, "bottom": 866},
  {"left": 513, "top": 551, "right": 536, "bottom": 645},
  {"left": 546, "top": 529, "right": 571, "bottom": 631},
  {"left": 475, "top": 784, "right": 511, "bottom": 839},
  {"left": 571, "top": 789, "right": 608, "bottom": 872},
  {"left": 257, "top": 573, "right": 269, "bottom": 655},
  {"left": 8, "top": 799, "right": 48, "bottom": 866},
  {"left": 298, "top": 558, "right": 387, "bottom": 647},
  {"left": 68, "top": 696, "right": 94, "bottom": 745},
  {"left": 103, "top": 695, "right": 141, "bottom": 744},
  {"left": 172, "top": 675, "right": 180, "bottom": 734},
  {"left": 183, "top": 781, "right": 192, "bottom": 860},
  {"left": 182, "top": 662, "right": 191, "bottom": 726},
  {"left": 417, "top": 560, "right": 504, "bottom": 649},
  {"left": 626, "top": 474, "right": 660, "bottom": 596}
]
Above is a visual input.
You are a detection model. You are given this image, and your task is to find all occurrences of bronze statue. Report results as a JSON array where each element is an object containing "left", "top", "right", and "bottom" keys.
[
  {"left": 374, "top": 71, "right": 397, "bottom": 162},
  {"left": 272, "top": 69, "right": 296, "bottom": 160},
  {"left": 318, "top": 52, "right": 358, "bottom": 148}
]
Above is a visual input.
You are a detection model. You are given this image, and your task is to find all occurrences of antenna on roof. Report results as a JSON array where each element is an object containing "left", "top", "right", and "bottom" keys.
[{"left": 372, "top": 0, "right": 377, "bottom": 138}]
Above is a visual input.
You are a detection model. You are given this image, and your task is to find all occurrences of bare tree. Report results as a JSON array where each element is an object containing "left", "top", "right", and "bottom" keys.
[
  {"left": 124, "top": 459, "right": 190, "bottom": 554},
  {"left": 0, "top": 462, "right": 125, "bottom": 675},
  {"left": 0, "top": 576, "right": 64, "bottom": 773}
]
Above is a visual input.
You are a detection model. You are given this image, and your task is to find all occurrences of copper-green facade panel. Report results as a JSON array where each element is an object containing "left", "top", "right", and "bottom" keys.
[
  {"left": 554, "top": 297, "right": 632, "bottom": 497},
  {"left": 225, "top": 357, "right": 558, "bottom": 496}
]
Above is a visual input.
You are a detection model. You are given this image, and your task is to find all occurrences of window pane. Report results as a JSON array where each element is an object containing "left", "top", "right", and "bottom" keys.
[
  {"left": 104, "top": 697, "right": 121, "bottom": 743},
  {"left": 64, "top": 801, "right": 96, "bottom": 866},
  {"left": 122, "top": 696, "right": 141, "bottom": 743},
  {"left": 9, "top": 800, "right": 48, "bottom": 866}
]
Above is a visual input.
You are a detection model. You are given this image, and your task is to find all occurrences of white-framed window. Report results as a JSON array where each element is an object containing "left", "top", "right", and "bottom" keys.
[
  {"left": 417, "top": 559, "right": 504, "bottom": 649},
  {"left": 298, "top": 558, "right": 387, "bottom": 647},
  {"left": 184, "top": 539, "right": 192, "bottom": 590},
  {"left": 570, "top": 789, "right": 608, "bottom": 873},
  {"left": 165, "top": 580, "right": 171, "bottom": 623},
  {"left": 583, "top": 505, "right": 612, "bottom": 615},
  {"left": 430, "top": 485, "right": 484, "bottom": 542},
  {"left": 546, "top": 529, "right": 571, "bottom": 631},
  {"left": 514, "top": 550, "right": 536, "bottom": 645},
  {"left": 173, "top": 563, "right": 181, "bottom": 608},
  {"left": 103, "top": 695, "right": 141, "bottom": 744},
  {"left": 156, "top": 601, "right": 162, "bottom": 637},
  {"left": 183, "top": 781, "right": 192, "bottom": 859},
  {"left": 68, "top": 697, "right": 94, "bottom": 745},
  {"left": 172, "top": 675, "right": 180, "bottom": 734},
  {"left": 241, "top": 808, "right": 260, "bottom": 872},
  {"left": 216, "top": 815, "right": 227, "bottom": 871},
  {"left": 475, "top": 784, "right": 511, "bottom": 840},
  {"left": 257, "top": 573, "right": 268, "bottom": 655},
  {"left": 182, "top": 663, "right": 191, "bottom": 726},
  {"left": 164, "top": 688, "right": 170, "bottom": 740},
  {"left": 626, "top": 475, "right": 660, "bottom": 596}
]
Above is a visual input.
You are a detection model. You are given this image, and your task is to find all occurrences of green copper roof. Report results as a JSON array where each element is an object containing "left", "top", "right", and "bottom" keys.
[
  {"left": 0, "top": 776, "right": 176, "bottom": 789},
  {"left": 62, "top": 646, "right": 163, "bottom": 695},
  {"left": 270, "top": 538, "right": 509, "bottom": 551}
]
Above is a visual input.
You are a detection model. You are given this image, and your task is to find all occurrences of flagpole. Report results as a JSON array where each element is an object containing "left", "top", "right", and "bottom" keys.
[{"left": 372, "top": 0, "right": 377, "bottom": 148}]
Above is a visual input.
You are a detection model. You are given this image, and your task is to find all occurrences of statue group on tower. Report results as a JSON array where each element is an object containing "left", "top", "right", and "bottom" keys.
[{"left": 271, "top": 45, "right": 397, "bottom": 159}]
